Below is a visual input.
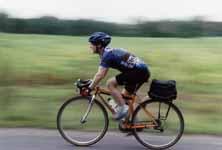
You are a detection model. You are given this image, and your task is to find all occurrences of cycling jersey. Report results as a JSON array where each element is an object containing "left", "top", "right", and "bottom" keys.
[{"left": 100, "top": 48, "right": 148, "bottom": 72}]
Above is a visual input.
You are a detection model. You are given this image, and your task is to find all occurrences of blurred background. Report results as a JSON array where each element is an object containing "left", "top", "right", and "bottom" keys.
[{"left": 0, "top": 0, "right": 221, "bottom": 134}]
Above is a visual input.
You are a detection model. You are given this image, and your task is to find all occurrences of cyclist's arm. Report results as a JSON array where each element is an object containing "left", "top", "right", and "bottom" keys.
[{"left": 89, "top": 66, "right": 109, "bottom": 90}]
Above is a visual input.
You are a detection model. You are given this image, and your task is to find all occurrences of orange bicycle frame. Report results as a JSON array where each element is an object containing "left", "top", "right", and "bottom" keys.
[{"left": 93, "top": 87, "right": 158, "bottom": 129}]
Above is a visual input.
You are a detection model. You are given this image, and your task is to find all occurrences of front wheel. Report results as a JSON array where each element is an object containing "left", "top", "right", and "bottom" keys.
[
  {"left": 57, "top": 96, "right": 109, "bottom": 146},
  {"left": 132, "top": 99, "right": 184, "bottom": 150}
]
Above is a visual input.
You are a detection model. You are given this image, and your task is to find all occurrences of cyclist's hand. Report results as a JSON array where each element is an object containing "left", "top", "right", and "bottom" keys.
[{"left": 81, "top": 87, "right": 92, "bottom": 96}]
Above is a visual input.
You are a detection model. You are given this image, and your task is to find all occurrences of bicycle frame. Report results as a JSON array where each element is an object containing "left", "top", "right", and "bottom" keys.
[{"left": 90, "top": 87, "right": 159, "bottom": 129}]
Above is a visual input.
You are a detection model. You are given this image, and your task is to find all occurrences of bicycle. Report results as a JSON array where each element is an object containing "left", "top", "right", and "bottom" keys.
[{"left": 57, "top": 79, "right": 184, "bottom": 150}]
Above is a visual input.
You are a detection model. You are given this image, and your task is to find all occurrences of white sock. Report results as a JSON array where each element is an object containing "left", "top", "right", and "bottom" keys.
[{"left": 118, "top": 104, "right": 128, "bottom": 112}]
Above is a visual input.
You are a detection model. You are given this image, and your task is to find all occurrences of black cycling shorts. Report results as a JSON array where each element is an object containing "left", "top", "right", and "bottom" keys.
[{"left": 115, "top": 69, "right": 150, "bottom": 94}]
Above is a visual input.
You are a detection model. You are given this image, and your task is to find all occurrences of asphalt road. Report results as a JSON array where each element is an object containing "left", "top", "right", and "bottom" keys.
[{"left": 0, "top": 128, "right": 222, "bottom": 150}]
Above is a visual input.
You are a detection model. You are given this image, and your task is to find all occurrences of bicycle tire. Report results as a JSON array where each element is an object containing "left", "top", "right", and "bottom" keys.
[
  {"left": 132, "top": 99, "right": 184, "bottom": 150},
  {"left": 57, "top": 96, "right": 109, "bottom": 146}
]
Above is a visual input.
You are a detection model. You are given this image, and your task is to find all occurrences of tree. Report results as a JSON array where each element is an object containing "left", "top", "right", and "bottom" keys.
[{"left": 0, "top": 12, "right": 9, "bottom": 32}]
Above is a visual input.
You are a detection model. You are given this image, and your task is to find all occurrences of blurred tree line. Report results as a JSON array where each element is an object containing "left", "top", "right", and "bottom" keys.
[{"left": 1, "top": 12, "right": 222, "bottom": 37}]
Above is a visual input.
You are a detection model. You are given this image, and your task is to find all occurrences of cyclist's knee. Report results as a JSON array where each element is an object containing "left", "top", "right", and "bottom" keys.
[{"left": 107, "top": 78, "right": 117, "bottom": 89}]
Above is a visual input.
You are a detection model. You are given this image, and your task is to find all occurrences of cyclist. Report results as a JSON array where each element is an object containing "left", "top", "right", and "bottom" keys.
[{"left": 86, "top": 32, "right": 150, "bottom": 120}]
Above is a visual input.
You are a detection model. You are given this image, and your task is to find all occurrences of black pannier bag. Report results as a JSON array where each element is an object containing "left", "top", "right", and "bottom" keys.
[{"left": 148, "top": 79, "right": 177, "bottom": 100}]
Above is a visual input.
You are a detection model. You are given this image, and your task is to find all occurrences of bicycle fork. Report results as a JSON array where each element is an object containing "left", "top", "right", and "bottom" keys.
[{"left": 80, "top": 95, "right": 96, "bottom": 124}]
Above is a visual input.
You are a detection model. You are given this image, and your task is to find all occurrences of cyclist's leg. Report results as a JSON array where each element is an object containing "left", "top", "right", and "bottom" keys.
[
  {"left": 120, "top": 69, "right": 149, "bottom": 95},
  {"left": 106, "top": 77, "right": 125, "bottom": 106},
  {"left": 107, "top": 71, "right": 144, "bottom": 100},
  {"left": 107, "top": 77, "right": 129, "bottom": 120},
  {"left": 123, "top": 82, "right": 144, "bottom": 95}
]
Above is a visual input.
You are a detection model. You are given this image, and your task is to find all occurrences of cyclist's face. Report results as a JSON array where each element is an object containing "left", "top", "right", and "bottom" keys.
[{"left": 89, "top": 43, "right": 97, "bottom": 53}]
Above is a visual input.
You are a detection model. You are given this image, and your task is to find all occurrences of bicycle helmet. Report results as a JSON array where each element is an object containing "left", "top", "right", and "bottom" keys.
[{"left": 88, "top": 32, "right": 111, "bottom": 47}]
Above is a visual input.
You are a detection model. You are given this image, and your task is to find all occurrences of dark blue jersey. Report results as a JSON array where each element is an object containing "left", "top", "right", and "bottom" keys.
[{"left": 100, "top": 48, "right": 148, "bottom": 72}]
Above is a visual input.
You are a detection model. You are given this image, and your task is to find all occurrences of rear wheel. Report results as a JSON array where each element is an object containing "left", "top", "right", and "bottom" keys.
[
  {"left": 57, "top": 96, "right": 109, "bottom": 146},
  {"left": 132, "top": 99, "right": 184, "bottom": 150}
]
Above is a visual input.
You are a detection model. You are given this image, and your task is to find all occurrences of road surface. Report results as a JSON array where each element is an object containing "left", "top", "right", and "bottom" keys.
[{"left": 0, "top": 128, "right": 221, "bottom": 150}]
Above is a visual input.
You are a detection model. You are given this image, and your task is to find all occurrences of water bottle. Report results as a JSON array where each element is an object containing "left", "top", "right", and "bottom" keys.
[{"left": 108, "top": 98, "right": 118, "bottom": 112}]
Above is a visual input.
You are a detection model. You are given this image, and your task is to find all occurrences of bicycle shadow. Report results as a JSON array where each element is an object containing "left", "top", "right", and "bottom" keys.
[
  {"left": 64, "top": 143, "right": 146, "bottom": 150},
  {"left": 61, "top": 134, "right": 147, "bottom": 150}
]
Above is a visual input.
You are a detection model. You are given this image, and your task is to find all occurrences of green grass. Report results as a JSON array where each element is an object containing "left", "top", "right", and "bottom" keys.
[{"left": 0, "top": 33, "right": 222, "bottom": 135}]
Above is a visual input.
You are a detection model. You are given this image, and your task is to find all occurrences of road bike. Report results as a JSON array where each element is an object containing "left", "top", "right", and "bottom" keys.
[{"left": 57, "top": 79, "right": 184, "bottom": 150}]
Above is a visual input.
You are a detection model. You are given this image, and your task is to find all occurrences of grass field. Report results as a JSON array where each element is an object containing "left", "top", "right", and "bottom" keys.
[{"left": 0, "top": 33, "right": 222, "bottom": 135}]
